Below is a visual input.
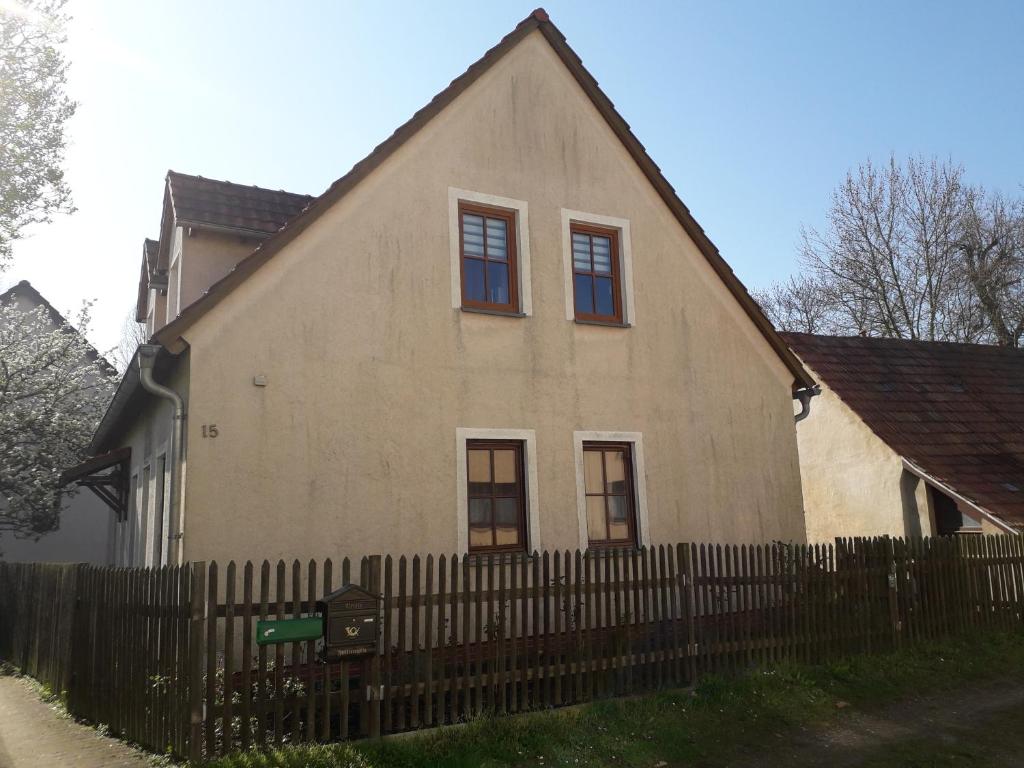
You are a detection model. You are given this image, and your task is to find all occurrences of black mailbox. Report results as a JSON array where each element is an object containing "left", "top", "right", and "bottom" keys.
[{"left": 317, "top": 583, "right": 381, "bottom": 660}]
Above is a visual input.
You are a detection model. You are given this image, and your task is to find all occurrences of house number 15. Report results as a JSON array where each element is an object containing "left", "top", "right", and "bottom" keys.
[{"left": 202, "top": 424, "right": 219, "bottom": 438}]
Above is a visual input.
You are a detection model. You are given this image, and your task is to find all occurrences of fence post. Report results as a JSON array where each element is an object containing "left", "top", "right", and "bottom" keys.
[
  {"left": 883, "top": 537, "right": 901, "bottom": 649},
  {"left": 678, "top": 544, "right": 697, "bottom": 685},
  {"left": 188, "top": 562, "right": 207, "bottom": 763}
]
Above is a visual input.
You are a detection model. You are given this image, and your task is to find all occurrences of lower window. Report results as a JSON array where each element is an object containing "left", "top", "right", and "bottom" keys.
[
  {"left": 583, "top": 442, "right": 637, "bottom": 547},
  {"left": 466, "top": 440, "right": 527, "bottom": 552}
]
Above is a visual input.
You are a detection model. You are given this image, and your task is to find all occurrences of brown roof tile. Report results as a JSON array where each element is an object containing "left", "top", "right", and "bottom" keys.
[
  {"left": 166, "top": 171, "right": 313, "bottom": 236},
  {"left": 783, "top": 333, "right": 1024, "bottom": 530}
]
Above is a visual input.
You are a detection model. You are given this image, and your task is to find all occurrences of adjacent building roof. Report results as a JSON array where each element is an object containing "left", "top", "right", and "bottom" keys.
[
  {"left": 151, "top": 8, "right": 814, "bottom": 390},
  {"left": 137, "top": 175, "right": 312, "bottom": 322},
  {"left": 783, "top": 333, "right": 1024, "bottom": 531},
  {"left": 1, "top": 280, "right": 117, "bottom": 376},
  {"left": 165, "top": 171, "right": 313, "bottom": 237}
]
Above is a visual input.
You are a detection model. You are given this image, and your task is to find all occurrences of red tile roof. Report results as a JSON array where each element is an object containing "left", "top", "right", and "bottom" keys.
[
  {"left": 166, "top": 171, "right": 312, "bottom": 236},
  {"left": 783, "top": 333, "right": 1024, "bottom": 530}
]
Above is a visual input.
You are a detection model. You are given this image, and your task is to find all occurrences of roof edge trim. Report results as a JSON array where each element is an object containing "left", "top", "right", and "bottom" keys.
[{"left": 902, "top": 457, "right": 1020, "bottom": 535}]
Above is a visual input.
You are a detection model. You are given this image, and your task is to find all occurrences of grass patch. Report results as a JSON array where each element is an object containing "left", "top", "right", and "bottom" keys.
[{"left": 199, "top": 632, "right": 1024, "bottom": 768}]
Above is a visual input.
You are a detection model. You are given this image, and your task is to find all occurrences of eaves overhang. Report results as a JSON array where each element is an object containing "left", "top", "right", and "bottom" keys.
[{"left": 89, "top": 344, "right": 179, "bottom": 454}]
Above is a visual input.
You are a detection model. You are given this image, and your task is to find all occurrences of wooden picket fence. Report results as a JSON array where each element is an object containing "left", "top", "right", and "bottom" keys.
[
  {"left": 0, "top": 562, "right": 193, "bottom": 756},
  {"left": 1, "top": 534, "right": 1022, "bottom": 761}
]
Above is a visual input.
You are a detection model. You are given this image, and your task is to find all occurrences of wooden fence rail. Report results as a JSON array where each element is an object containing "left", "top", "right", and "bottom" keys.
[{"left": 1, "top": 534, "right": 1022, "bottom": 761}]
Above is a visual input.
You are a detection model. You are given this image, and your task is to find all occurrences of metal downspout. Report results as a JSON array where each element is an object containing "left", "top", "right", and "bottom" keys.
[{"left": 137, "top": 344, "right": 187, "bottom": 564}]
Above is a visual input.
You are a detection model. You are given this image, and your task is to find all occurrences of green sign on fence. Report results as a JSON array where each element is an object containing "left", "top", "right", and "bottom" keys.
[{"left": 255, "top": 616, "right": 323, "bottom": 645}]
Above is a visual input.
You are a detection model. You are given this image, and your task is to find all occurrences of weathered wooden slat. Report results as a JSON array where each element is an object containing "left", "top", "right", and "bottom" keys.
[
  {"left": 205, "top": 562, "right": 218, "bottom": 756},
  {"left": 395, "top": 555, "right": 408, "bottom": 731},
  {"left": 410, "top": 555, "right": 422, "bottom": 728},
  {"left": 467, "top": 554, "right": 484, "bottom": 715},
  {"left": 305, "top": 560, "right": 317, "bottom": 743},
  {"left": 435, "top": 555, "right": 447, "bottom": 723},
  {"left": 223, "top": 562, "right": 236, "bottom": 753},
  {"left": 553, "top": 551, "right": 564, "bottom": 705},
  {"left": 290, "top": 560, "right": 302, "bottom": 744},
  {"left": 321, "top": 559, "right": 333, "bottom": 742},
  {"left": 462, "top": 555, "right": 472, "bottom": 717},
  {"left": 572, "top": 550, "right": 584, "bottom": 702},
  {"left": 497, "top": 554, "right": 508, "bottom": 714},
  {"left": 256, "top": 561, "right": 270, "bottom": 749},
  {"left": 240, "top": 562, "right": 253, "bottom": 750},
  {"left": 188, "top": 562, "right": 206, "bottom": 762},
  {"left": 273, "top": 560, "right": 286, "bottom": 746},
  {"left": 423, "top": 554, "right": 434, "bottom": 727},
  {"left": 508, "top": 554, "right": 520, "bottom": 713}
]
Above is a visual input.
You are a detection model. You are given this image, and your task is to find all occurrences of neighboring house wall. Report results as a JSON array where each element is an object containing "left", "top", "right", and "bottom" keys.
[
  {"left": 0, "top": 286, "right": 115, "bottom": 564},
  {"left": 106, "top": 355, "right": 189, "bottom": 567},
  {"left": 0, "top": 488, "right": 112, "bottom": 564},
  {"left": 171, "top": 30, "right": 805, "bottom": 564},
  {"left": 796, "top": 374, "right": 934, "bottom": 542}
]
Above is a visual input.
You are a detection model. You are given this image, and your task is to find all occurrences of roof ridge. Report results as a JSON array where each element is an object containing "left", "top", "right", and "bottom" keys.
[
  {"left": 784, "top": 332, "right": 1024, "bottom": 355},
  {"left": 0, "top": 280, "right": 118, "bottom": 375},
  {"left": 166, "top": 169, "right": 312, "bottom": 199}
]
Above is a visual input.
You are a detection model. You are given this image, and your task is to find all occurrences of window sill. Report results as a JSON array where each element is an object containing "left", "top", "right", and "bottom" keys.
[
  {"left": 460, "top": 307, "right": 527, "bottom": 319},
  {"left": 574, "top": 318, "right": 631, "bottom": 329}
]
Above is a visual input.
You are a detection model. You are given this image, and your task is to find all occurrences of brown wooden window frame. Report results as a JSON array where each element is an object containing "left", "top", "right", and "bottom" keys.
[
  {"left": 582, "top": 441, "right": 638, "bottom": 548},
  {"left": 458, "top": 202, "right": 519, "bottom": 314},
  {"left": 570, "top": 222, "right": 623, "bottom": 324},
  {"left": 465, "top": 439, "right": 528, "bottom": 554}
]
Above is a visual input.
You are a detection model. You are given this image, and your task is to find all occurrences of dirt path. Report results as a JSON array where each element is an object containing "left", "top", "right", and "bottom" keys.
[
  {"left": 739, "top": 681, "right": 1024, "bottom": 767},
  {"left": 0, "top": 676, "right": 151, "bottom": 768}
]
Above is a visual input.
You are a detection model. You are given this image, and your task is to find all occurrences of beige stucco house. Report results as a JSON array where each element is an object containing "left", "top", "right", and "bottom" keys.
[
  {"left": 784, "top": 333, "right": 1024, "bottom": 543},
  {"left": 71, "top": 10, "right": 819, "bottom": 566}
]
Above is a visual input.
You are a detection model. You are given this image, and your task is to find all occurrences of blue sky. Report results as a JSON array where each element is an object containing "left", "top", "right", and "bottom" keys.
[{"left": 8, "top": 0, "right": 1024, "bottom": 352}]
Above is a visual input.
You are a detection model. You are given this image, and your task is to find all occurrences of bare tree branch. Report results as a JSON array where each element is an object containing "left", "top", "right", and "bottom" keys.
[{"left": 759, "top": 155, "right": 1024, "bottom": 348}]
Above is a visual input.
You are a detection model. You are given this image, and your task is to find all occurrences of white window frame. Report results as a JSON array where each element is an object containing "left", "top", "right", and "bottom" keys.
[
  {"left": 572, "top": 430, "right": 650, "bottom": 550},
  {"left": 448, "top": 188, "right": 532, "bottom": 316},
  {"left": 561, "top": 209, "right": 635, "bottom": 325},
  {"left": 455, "top": 427, "right": 540, "bottom": 555}
]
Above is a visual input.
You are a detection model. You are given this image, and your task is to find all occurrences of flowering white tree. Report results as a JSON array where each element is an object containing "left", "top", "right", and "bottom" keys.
[
  {"left": 0, "top": 292, "right": 115, "bottom": 537},
  {"left": 0, "top": 0, "right": 76, "bottom": 267}
]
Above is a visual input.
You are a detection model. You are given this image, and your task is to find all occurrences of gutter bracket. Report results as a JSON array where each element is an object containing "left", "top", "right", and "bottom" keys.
[{"left": 794, "top": 385, "right": 822, "bottom": 423}]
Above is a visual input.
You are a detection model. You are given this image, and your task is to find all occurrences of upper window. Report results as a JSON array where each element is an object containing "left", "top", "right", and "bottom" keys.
[
  {"left": 466, "top": 440, "right": 526, "bottom": 552},
  {"left": 571, "top": 223, "right": 622, "bottom": 323},
  {"left": 459, "top": 203, "right": 518, "bottom": 313},
  {"left": 583, "top": 442, "right": 637, "bottom": 547}
]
